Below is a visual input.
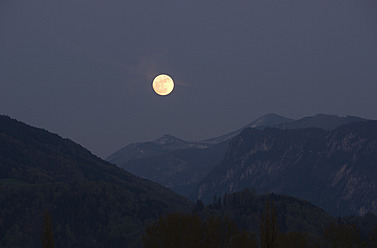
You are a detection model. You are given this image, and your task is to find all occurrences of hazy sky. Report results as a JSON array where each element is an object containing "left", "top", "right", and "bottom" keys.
[{"left": 1, "top": 0, "right": 377, "bottom": 158}]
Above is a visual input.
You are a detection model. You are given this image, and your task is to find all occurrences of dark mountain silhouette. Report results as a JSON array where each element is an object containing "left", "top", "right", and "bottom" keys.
[
  {"left": 0, "top": 116, "right": 377, "bottom": 247},
  {"left": 197, "top": 121, "right": 377, "bottom": 216},
  {"left": 107, "top": 113, "right": 367, "bottom": 200},
  {"left": 1, "top": 114, "right": 375, "bottom": 247},
  {"left": 0, "top": 115, "right": 192, "bottom": 248}
]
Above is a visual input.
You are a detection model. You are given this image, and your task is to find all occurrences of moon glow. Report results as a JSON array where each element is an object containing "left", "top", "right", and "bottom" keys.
[{"left": 152, "top": 74, "right": 174, "bottom": 96}]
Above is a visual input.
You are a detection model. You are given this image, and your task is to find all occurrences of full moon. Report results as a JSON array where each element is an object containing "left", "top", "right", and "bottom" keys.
[{"left": 152, "top": 74, "right": 174, "bottom": 96}]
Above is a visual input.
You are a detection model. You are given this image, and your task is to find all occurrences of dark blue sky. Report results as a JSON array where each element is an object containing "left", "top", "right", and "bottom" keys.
[{"left": 1, "top": 0, "right": 377, "bottom": 158}]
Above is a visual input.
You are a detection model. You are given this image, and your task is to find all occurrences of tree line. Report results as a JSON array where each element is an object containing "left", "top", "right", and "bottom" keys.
[
  {"left": 37, "top": 191, "right": 377, "bottom": 248},
  {"left": 143, "top": 197, "right": 377, "bottom": 248}
]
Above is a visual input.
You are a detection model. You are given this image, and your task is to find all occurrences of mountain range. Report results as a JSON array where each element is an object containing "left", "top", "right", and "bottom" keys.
[
  {"left": 198, "top": 120, "right": 377, "bottom": 216},
  {"left": 106, "top": 113, "right": 293, "bottom": 199},
  {"left": 107, "top": 113, "right": 370, "bottom": 207},
  {"left": 1, "top": 113, "right": 376, "bottom": 247}
]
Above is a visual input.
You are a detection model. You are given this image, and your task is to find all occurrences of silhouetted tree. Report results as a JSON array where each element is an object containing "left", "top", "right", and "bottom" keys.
[
  {"left": 210, "top": 195, "right": 221, "bottom": 210},
  {"left": 143, "top": 213, "right": 242, "bottom": 248},
  {"left": 193, "top": 199, "right": 204, "bottom": 213},
  {"left": 323, "top": 222, "right": 364, "bottom": 248},
  {"left": 368, "top": 224, "right": 377, "bottom": 248},
  {"left": 260, "top": 199, "right": 279, "bottom": 248},
  {"left": 205, "top": 215, "right": 239, "bottom": 248},
  {"left": 41, "top": 210, "right": 54, "bottom": 248},
  {"left": 143, "top": 213, "right": 203, "bottom": 248}
]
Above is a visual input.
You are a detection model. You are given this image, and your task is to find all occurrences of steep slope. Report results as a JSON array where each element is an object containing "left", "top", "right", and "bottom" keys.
[
  {"left": 106, "top": 114, "right": 293, "bottom": 199},
  {"left": 107, "top": 113, "right": 367, "bottom": 201},
  {"left": 198, "top": 121, "right": 377, "bottom": 216},
  {"left": 121, "top": 141, "right": 229, "bottom": 200},
  {"left": 0, "top": 115, "right": 192, "bottom": 248}
]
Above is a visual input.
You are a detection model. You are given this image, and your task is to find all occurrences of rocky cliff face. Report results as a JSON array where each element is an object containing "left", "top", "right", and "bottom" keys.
[
  {"left": 106, "top": 113, "right": 292, "bottom": 200},
  {"left": 198, "top": 121, "right": 377, "bottom": 216},
  {"left": 107, "top": 113, "right": 368, "bottom": 202}
]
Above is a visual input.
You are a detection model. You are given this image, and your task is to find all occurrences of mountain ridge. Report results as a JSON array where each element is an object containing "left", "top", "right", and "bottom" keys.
[
  {"left": 107, "top": 113, "right": 368, "bottom": 161},
  {"left": 197, "top": 121, "right": 377, "bottom": 216},
  {"left": 1, "top": 114, "right": 376, "bottom": 247},
  {"left": 201, "top": 113, "right": 294, "bottom": 144},
  {"left": 0, "top": 114, "right": 192, "bottom": 247},
  {"left": 107, "top": 113, "right": 369, "bottom": 201}
]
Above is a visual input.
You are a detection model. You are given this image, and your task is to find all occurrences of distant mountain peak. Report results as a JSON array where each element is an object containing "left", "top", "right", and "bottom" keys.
[
  {"left": 201, "top": 113, "right": 293, "bottom": 144},
  {"left": 244, "top": 113, "right": 294, "bottom": 128},
  {"left": 154, "top": 134, "right": 185, "bottom": 145}
]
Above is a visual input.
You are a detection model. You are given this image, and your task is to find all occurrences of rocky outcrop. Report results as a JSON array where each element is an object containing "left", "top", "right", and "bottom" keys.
[{"left": 198, "top": 121, "right": 377, "bottom": 216}]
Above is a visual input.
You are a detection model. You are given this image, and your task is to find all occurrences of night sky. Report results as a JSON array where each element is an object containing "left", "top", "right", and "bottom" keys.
[{"left": 1, "top": 0, "right": 377, "bottom": 158}]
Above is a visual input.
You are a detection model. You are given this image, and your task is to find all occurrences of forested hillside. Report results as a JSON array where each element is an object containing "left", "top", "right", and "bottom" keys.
[
  {"left": 143, "top": 189, "right": 377, "bottom": 247},
  {"left": 0, "top": 115, "right": 192, "bottom": 247}
]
